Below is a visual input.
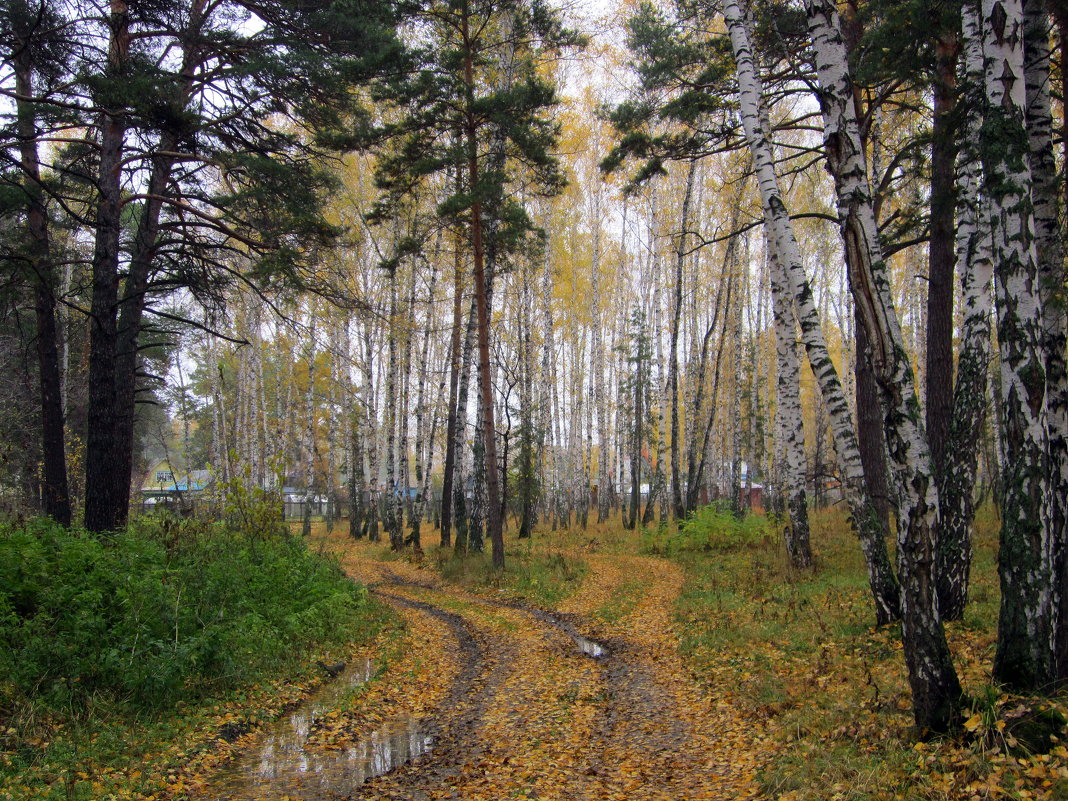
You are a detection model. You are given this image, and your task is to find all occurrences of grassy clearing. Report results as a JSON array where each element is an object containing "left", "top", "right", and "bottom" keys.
[
  {"left": 0, "top": 515, "right": 397, "bottom": 801},
  {"left": 667, "top": 502, "right": 1068, "bottom": 801}
]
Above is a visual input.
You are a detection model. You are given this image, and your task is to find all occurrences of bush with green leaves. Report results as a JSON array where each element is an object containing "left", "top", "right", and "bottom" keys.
[{"left": 0, "top": 516, "right": 374, "bottom": 712}]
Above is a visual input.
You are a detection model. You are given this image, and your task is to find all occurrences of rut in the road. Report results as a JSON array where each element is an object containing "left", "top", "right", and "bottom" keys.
[{"left": 343, "top": 554, "right": 767, "bottom": 800}]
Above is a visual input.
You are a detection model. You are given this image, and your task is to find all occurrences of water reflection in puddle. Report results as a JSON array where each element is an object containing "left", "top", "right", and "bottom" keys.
[
  {"left": 574, "top": 635, "right": 608, "bottom": 658},
  {"left": 524, "top": 608, "right": 609, "bottom": 659},
  {"left": 206, "top": 659, "right": 432, "bottom": 800}
]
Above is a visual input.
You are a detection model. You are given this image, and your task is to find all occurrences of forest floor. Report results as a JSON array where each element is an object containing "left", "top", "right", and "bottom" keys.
[
  {"left": 181, "top": 507, "right": 1068, "bottom": 801},
  {"left": 191, "top": 528, "right": 769, "bottom": 800}
]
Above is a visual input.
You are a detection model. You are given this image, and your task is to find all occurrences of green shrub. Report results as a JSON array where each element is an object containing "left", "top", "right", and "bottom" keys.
[
  {"left": 642, "top": 503, "right": 771, "bottom": 554},
  {"left": 0, "top": 516, "right": 372, "bottom": 712}
]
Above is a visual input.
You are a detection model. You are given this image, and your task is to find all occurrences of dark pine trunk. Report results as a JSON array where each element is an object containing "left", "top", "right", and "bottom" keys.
[
  {"left": 84, "top": 1, "right": 130, "bottom": 534},
  {"left": 14, "top": 30, "right": 71, "bottom": 526},
  {"left": 439, "top": 222, "right": 466, "bottom": 548},
  {"left": 461, "top": 1, "right": 503, "bottom": 569},
  {"left": 855, "top": 313, "right": 892, "bottom": 532},
  {"left": 926, "top": 33, "right": 959, "bottom": 500}
]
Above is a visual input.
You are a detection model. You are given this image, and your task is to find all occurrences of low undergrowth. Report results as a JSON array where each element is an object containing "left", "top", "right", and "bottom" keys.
[
  {"left": 670, "top": 503, "right": 1068, "bottom": 801},
  {"left": 0, "top": 515, "right": 393, "bottom": 801},
  {"left": 429, "top": 539, "right": 588, "bottom": 606}
]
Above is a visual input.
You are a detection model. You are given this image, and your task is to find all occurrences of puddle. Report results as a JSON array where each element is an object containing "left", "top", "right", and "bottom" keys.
[
  {"left": 519, "top": 606, "right": 609, "bottom": 659},
  {"left": 205, "top": 659, "right": 432, "bottom": 800},
  {"left": 574, "top": 634, "right": 608, "bottom": 658}
]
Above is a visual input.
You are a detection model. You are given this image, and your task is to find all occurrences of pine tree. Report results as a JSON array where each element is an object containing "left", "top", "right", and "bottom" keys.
[
  {"left": 366, "top": 0, "right": 578, "bottom": 567},
  {"left": 1, "top": 0, "right": 405, "bottom": 532},
  {"left": 2, "top": 0, "right": 72, "bottom": 525}
]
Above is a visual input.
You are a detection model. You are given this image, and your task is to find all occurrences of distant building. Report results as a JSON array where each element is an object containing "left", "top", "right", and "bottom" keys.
[{"left": 140, "top": 460, "right": 213, "bottom": 512}]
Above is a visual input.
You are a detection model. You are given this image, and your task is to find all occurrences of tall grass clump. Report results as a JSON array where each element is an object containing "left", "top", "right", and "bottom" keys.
[{"left": 0, "top": 515, "right": 377, "bottom": 717}]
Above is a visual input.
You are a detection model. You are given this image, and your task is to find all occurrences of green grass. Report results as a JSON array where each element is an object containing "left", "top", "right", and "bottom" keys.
[
  {"left": 0, "top": 515, "right": 395, "bottom": 801},
  {"left": 430, "top": 541, "right": 587, "bottom": 606},
  {"left": 670, "top": 502, "right": 1068, "bottom": 801}
]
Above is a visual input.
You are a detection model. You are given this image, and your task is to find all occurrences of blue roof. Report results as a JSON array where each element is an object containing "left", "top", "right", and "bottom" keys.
[{"left": 145, "top": 469, "right": 211, "bottom": 493}]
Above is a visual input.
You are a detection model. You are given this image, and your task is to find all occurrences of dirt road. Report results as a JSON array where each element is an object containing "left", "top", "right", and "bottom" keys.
[{"left": 198, "top": 542, "right": 769, "bottom": 801}]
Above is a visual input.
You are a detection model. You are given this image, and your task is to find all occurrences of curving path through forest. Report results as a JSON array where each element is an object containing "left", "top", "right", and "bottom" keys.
[{"left": 196, "top": 540, "right": 769, "bottom": 801}]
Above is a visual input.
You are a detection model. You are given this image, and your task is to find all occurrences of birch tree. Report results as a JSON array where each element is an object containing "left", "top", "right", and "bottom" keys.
[
  {"left": 803, "top": 0, "right": 960, "bottom": 729},
  {"left": 969, "top": 0, "right": 1056, "bottom": 691},
  {"left": 1020, "top": 0, "right": 1068, "bottom": 681},
  {"left": 723, "top": 0, "right": 898, "bottom": 622}
]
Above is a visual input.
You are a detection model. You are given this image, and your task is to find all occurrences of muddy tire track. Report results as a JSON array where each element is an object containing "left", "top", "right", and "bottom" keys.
[
  {"left": 201, "top": 548, "right": 767, "bottom": 800},
  {"left": 355, "top": 589, "right": 512, "bottom": 798},
  {"left": 370, "top": 574, "right": 715, "bottom": 800}
]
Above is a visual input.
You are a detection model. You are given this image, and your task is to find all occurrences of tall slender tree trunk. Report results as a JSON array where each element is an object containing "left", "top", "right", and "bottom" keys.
[
  {"left": 409, "top": 252, "right": 438, "bottom": 551},
  {"left": 13, "top": 31, "right": 70, "bottom": 525},
  {"left": 518, "top": 262, "right": 537, "bottom": 539},
  {"left": 362, "top": 323, "right": 381, "bottom": 542},
  {"left": 84, "top": 0, "right": 130, "bottom": 533},
  {"left": 692, "top": 249, "right": 736, "bottom": 510},
  {"left": 728, "top": 233, "right": 744, "bottom": 518},
  {"left": 724, "top": 0, "right": 899, "bottom": 623},
  {"left": 384, "top": 269, "right": 402, "bottom": 549},
  {"left": 86, "top": 0, "right": 207, "bottom": 532},
  {"left": 770, "top": 249, "right": 811, "bottom": 569},
  {"left": 926, "top": 33, "right": 960, "bottom": 493},
  {"left": 398, "top": 263, "right": 417, "bottom": 541},
  {"left": 937, "top": 7, "right": 995, "bottom": 621},
  {"left": 461, "top": 1, "right": 503, "bottom": 568},
  {"left": 591, "top": 183, "right": 612, "bottom": 524},
  {"left": 685, "top": 196, "right": 738, "bottom": 513},
  {"left": 964, "top": 0, "right": 1057, "bottom": 692},
  {"left": 1021, "top": 0, "right": 1068, "bottom": 681},
  {"left": 452, "top": 294, "right": 478, "bottom": 552},
  {"left": 301, "top": 311, "right": 318, "bottom": 538},
  {"left": 440, "top": 186, "right": 466, "bottom": 547},
  {"left": 855, "top": 318, "right": 892, "bottom": 531},
  {"left": 804, "top": 0, "right": 961, "bottom": 729},
  {"left": 538, "top": 221, "right": 559, "bottom": 532},
  {"left": 644, "top": 206, "right": 667, "bottom": 527},
  {"left": 350, "top": 402, "right": 367, "bottom": 540},
  {"left": 627, "top": 322, "right": 643, "bottom": 531},
  {"left": 669, "top": 162, "right": 696, "bottom": 521}
]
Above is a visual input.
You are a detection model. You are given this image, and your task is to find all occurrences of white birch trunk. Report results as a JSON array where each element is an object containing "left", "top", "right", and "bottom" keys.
[
  {"left": 804, "top": 0, "right": 960, "bottom": 728},
  {"left": 770, "top": 249, "right": 812, "bottom": 568},
  {"left": 591, "top": 179, "right": 612, "bottom": 523},
  {"left": 362, "top": 322, "right": 381, "bottom": 542},
  {"left": 970, "top": 0, "right": 1055, "bottom": 690},
  {"left": 724, "top": 0, "right": 898, "bottom": 620},
  {"left": 1020, "top": 0, "right": 1068, "bottom": 679}
]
